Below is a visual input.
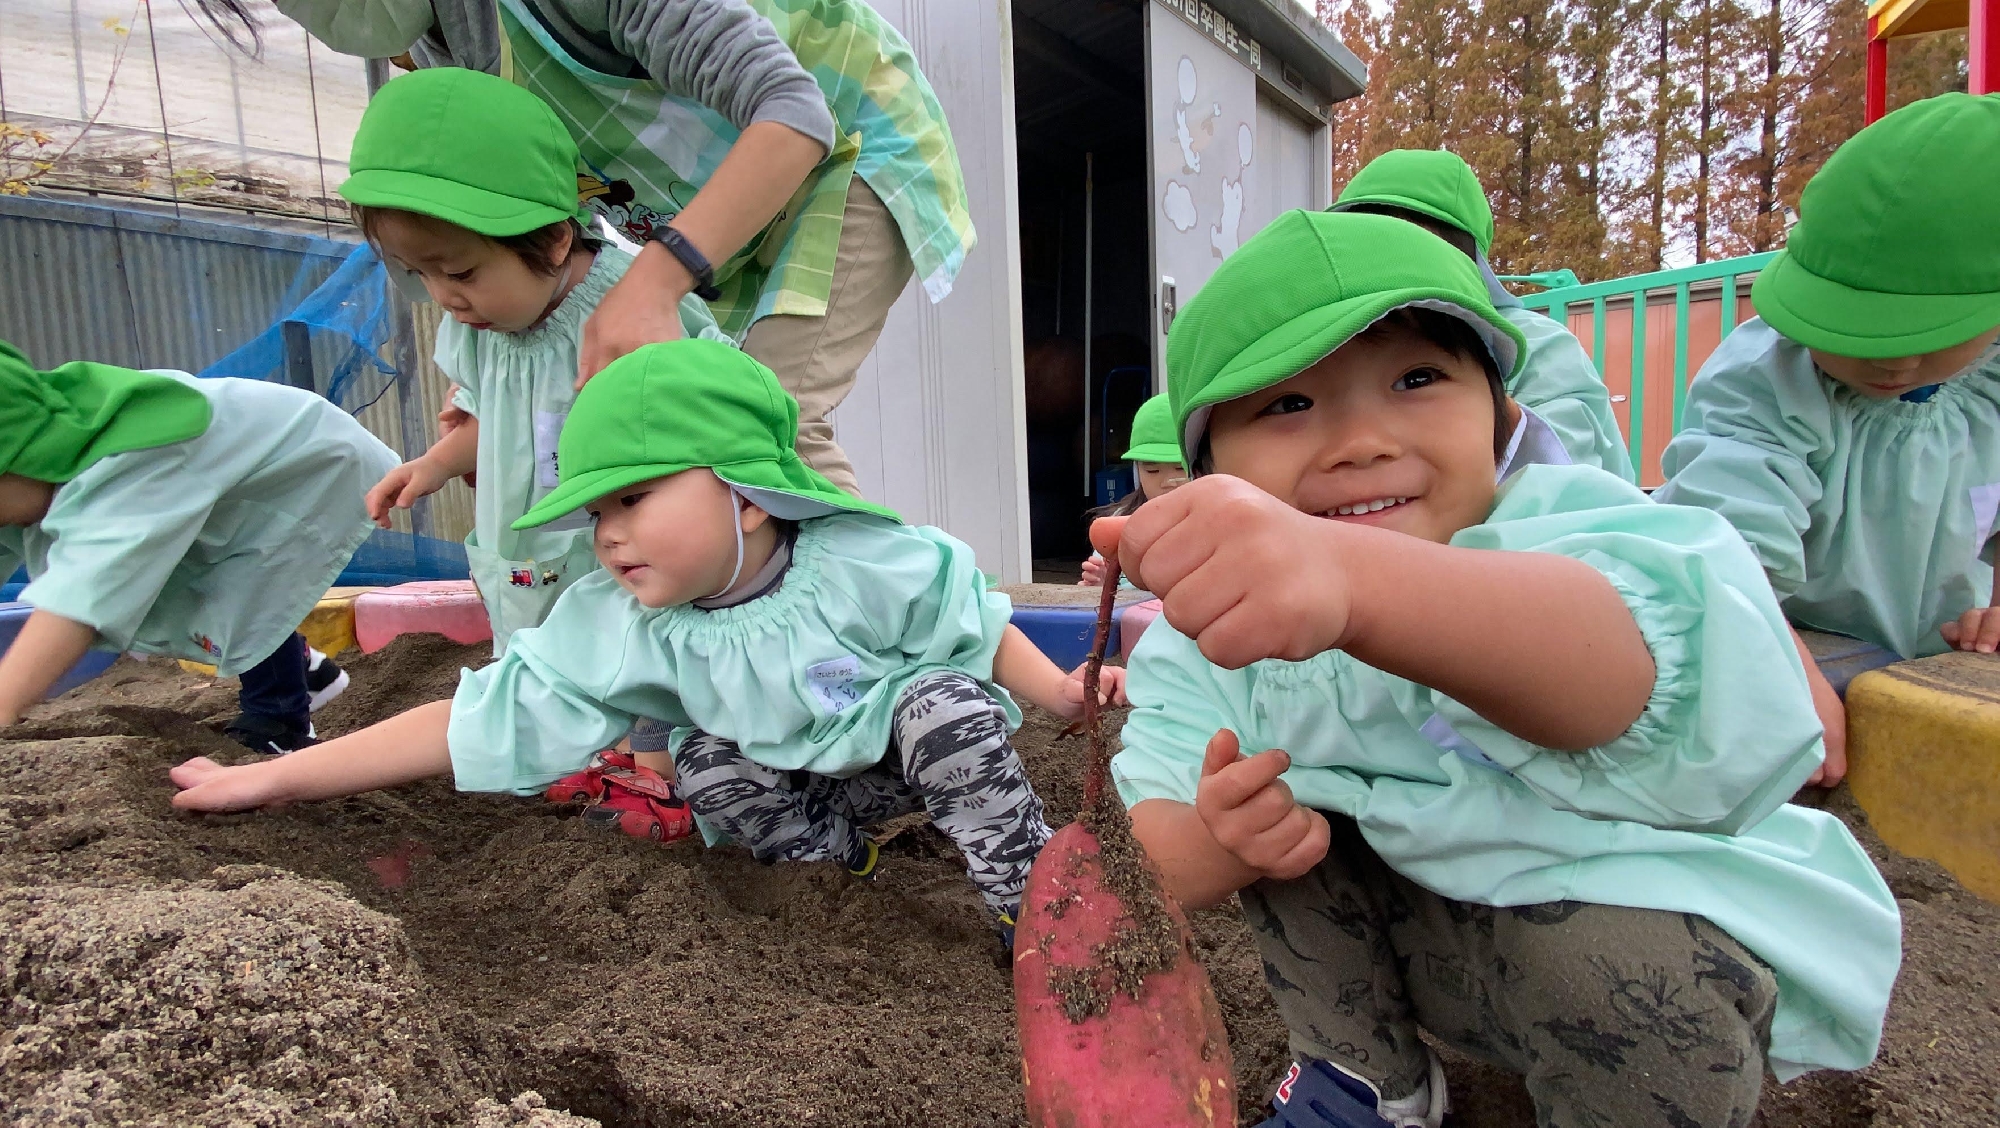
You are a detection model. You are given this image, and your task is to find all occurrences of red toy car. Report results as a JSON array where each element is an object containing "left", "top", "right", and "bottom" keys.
[{"left": 546, "top": 751, "right": 695, "bottom": 843}]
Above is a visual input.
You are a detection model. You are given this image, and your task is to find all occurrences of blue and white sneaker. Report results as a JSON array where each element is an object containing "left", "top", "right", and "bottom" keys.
[{"left": 1255, "top": 1053, "right": 1446, "bottom": 1128}]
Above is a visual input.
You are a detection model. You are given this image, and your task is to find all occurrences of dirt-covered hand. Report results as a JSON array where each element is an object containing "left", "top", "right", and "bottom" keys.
[
  {"left": 1941, "top": 605, "right": 2000, "bottom": 654},
  {"left": 1193, "top": 729, "right": 1328, "bottom": 881},
  {"left": 170, "top": 757, "right": 290, "bottom": 813},
  {"left": 1092, "top": 476, "right": 1351, "bottom": 669},
  {"left": 577, "top": 246, "right": 688, "bottom": 387},
  {"left": 1056, "top": 662, "right": 1127, "bottom": 719},
  {"left": 365, "top": 460, "right": 452, "bottom": 529}
]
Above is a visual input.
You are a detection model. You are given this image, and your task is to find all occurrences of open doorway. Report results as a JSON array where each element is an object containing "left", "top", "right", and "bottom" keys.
[{"left": 1013, "top": 1, "right": 1154, "bottom": 580}]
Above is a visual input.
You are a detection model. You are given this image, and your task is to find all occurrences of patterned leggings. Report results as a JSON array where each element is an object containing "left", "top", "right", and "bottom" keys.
[
  {"left": 1245, "top": 815, "right": 1780, "bottom": 1128},
  {"left": 668, "top": 671, "right": 1052, "bottom": 917}
]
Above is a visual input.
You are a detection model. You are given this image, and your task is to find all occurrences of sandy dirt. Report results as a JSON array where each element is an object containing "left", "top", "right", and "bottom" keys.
[{"left": 1, "top": 639, "right": 1993, "bottom": 1126}]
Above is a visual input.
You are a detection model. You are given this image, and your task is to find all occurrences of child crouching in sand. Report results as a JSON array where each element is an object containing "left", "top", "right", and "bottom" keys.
[
  {"left": 1103, "top": 211, "right": 1899, "bottom": 1128},
  {"left": 0, "top": 340, "right": 397, "bottom": 749},
  {"left": 173, "top": 340, "right": 1120, "bottom": 950}
]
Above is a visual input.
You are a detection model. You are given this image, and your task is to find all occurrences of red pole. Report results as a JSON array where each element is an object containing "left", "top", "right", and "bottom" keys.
[
  {"left": 1973, "top": 0, "right": 1999, "bottom": 94},
  {"left": 1866, "top": 21, "right": 1889, "bottom": 123}
]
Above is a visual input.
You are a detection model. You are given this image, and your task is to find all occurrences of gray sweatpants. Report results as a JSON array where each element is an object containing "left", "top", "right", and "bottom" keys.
[
  {"left": 1245, "top": 815, "right": 1779, "bottom": 1128},
  {"left": 660, "top": 671, "right": 1051, "bottom": 918}
]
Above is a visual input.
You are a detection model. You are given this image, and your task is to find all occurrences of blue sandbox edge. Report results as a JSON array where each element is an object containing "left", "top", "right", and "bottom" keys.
[
  {"left": 0, "top": 602, "right": 120, "bottom": 698},
  {"left": 1011, "top": 605, "right": 1125, "bottom": 672}
]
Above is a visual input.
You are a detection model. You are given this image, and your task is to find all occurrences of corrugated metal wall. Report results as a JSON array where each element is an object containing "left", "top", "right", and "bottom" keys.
[{"left": 0, "top": 192, "right": 472, "bottom": 541}]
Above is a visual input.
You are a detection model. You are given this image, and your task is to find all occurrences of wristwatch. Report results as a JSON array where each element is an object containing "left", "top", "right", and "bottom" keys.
[{"left": 650, "top": 225, "right": 723, "bottom": 301}]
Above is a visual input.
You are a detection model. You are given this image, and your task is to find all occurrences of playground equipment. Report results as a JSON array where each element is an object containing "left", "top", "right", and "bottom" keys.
[
  {"left": 1517, "top": 253, "right": 1774, "bottom": 485},
  {"left": 1866, "top": 0, "right": 2000, "bottom": 122}
]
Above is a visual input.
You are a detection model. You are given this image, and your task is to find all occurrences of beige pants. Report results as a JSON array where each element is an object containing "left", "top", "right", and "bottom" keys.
[{"left": 740, "top": 179, "right": 914, "bottom": 497}]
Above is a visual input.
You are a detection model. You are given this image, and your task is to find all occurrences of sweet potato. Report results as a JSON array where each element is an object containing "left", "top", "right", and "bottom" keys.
[{"left": 1013, "top": 564, "right": 1236, "bottom": 1127}]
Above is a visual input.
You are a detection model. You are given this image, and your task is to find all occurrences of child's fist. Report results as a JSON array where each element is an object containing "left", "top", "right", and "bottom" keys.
[
  {"left": 1057, "top": 662, "right": 1127, "bottom": 719},
  {"left": 1092, "top": 476, "right": 1352, "bottom": 669},
  {"left": 1194, "top": 729, "right": 1328, "bottom": 881},
  {"left": 1941, "top": 606, "right": 2000, "bottom": 654}
]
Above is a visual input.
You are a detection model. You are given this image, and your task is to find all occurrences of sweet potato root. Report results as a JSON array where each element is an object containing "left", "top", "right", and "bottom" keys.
[{"left": 1013, "top": 562, "right": 1236, "bottom": 1127}]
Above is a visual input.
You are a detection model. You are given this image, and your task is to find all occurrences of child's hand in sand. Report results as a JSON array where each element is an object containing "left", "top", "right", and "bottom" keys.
[
  {"left": 1195, "top": 729, "right": 1327, "bottom": 882},
  {"left": 171, "top": 756, "right": 290, "bottom": 813},
  {"left": 1057, "top": 662, "right": 1127, "bottom": 719},
  {"left": 1092, "top": 475, "right": 1352, "bottom": 669},
  {"left": 1941, "top": 605, "right": 2000, "bottom": 654}
]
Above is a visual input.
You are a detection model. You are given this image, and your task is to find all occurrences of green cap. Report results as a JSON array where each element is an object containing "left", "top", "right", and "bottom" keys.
[
  {"left": 1166, "top": 210, "right": 1525, "bottom": 466},
  {"left": 1121, "top": 394, "right": 1183, "bottom": 464},
  {"left": 1332, "top": 149, "right": 1495, "bottom": 255},
  {"left": 0, "top": 340, "right": 211, "bottom": 484},
  {"left": 1753, "top": 92, "right": 2000, "bottom": 358},
  {"left": 340, "top": 68, "right": 584, "bottom": 237},
  {"left": 513, "top": 340, "right": 901, "bottom": 530}
]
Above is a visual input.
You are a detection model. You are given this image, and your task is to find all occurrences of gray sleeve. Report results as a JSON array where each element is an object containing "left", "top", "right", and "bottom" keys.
[
  {"left": 410, "top": 0, "right": 502, "bottom": 72},
  {"left": 537, "top": 0, "right": 836, "bottom": 152}
]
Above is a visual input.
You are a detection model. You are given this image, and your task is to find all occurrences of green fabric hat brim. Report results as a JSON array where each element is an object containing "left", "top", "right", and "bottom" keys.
[
  {"left": 512, "top": 459, "right": 898, "bottom": 530},
  {"left": 1330, "top": 195, "right": 1477, "bottom": 247},
  {"left": 1752, "top": 248, "right": 2000, "bottom": 359},
  {"left": 1121, "top": 442, "right": 1184, "bottom": 464},
  {"left": 339, "top": 168, "right": 579, "bottom": 239},
  {"left": 1177, "top": 294, "right": 1526, "bottom": 465}
]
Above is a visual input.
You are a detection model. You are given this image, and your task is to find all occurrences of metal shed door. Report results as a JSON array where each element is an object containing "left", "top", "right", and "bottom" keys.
[{"left": 830, "top": 0, "right": 1032, "bottom": 582}]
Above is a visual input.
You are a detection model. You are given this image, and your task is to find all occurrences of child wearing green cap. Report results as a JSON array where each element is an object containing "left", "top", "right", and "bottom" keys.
[
  {"left": 1096, "top": 211, "right": 1896, "bottom": 1128},
  {"left": 1079, "top": 393, "right": 1186, "bottom": 587},
  {"left": 1656, "top": 93, "right": 2000, "bottom": 789},
  {"left": 0, "top": 341, "right": 400, "bottom": 751},
  {"left": 350, "top": 67, "right": 730, "bottom": 660},
  {"left": 172, "top": 339, "right": 1119, "bottom": 949},
  {"left": 1332, "top": 148, "right": 1637, "bottom": 484}
]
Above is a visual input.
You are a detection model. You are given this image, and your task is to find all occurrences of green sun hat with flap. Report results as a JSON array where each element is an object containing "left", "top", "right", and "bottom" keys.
[
  {"left": 1121, "top": 394, "right": 1183, "bottom": 465},
  {"left": 340, "top": 67, "right": 586, "bottom": 237},
  {"left": 1332, "top": 149, "right": 1495, "bottom": 256},
  {"left": 1752, "top": 92, "right": 2000, "bottom": 358},
  {"left": 0, "top": 339, "right": 211, "bottom": 484},
  {"left": 514, "top": 339, "right": 900, "bottom": 529},
  {"left": 1166, "top": 210, "right": 1525, "bottom": 466}
]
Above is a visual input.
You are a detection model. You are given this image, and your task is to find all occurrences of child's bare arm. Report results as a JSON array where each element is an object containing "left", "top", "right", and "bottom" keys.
[
  {"left": 991, "top": 623, "right": 1128, "bottom": 720},
  {"left": 1097, "top": 477, "right": 1656, "bottom": 752},
  {"left": 1791, "top": 626, "right": 1847, "bottom": 787},
  {"left": 365, "top": 419, "right": 478, "bottom": 528},
  {"left": 0, "top": 609, "right": 98, "bottom": 725},
  {"left": 1129, "top": 730, "right": 1328, "bottom": 909},
  {"left": 171, "top": 699, "right": 454, "bottom": 811}
]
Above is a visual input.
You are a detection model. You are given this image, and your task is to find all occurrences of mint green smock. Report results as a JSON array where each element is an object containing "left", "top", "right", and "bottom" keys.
[
  {"left": 1112, "top": 463, "right": 1899, "bottom": 1081},
  {"left": 1656, "top": 319, "right": 2000, "bottom": 658},
  {"left": 437, "top": 244, "right": 730, "bottom": 654},
  {"left": 1501, "top": 305, "right": 1636, "bottom": 482},
  {"left": 0, "top": 372, "right": 399, "bottom": 675},
  {"left": 447, "top": 512, "right": 1017, "bottom": 793}
]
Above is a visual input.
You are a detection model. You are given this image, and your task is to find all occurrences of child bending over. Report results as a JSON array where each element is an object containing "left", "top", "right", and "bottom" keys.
[
  {"left": 1657, "top": 93, "right": 2000, "bottom": 786},
  {"left": 1104, "top": 211, "right": 1898, "bottom": 1128},
  {"left": 0, "top": 341, "right": 398, "bottom": 749},
  {"left": 173, "top": 340, "right": 1122, "bottom": 950}
]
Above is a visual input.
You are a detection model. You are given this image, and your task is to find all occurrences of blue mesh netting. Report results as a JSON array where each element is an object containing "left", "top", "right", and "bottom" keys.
[
  {"left": 196, "top": 242, "right": 468, "bottom": 586},
  {"left": 198, "top": 242, "right": 399, "bottom": 413}
]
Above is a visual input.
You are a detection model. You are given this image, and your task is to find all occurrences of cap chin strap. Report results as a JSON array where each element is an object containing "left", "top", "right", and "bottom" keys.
[{"left": 708, "top": 489, "right": 747, "bottom": 600}]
